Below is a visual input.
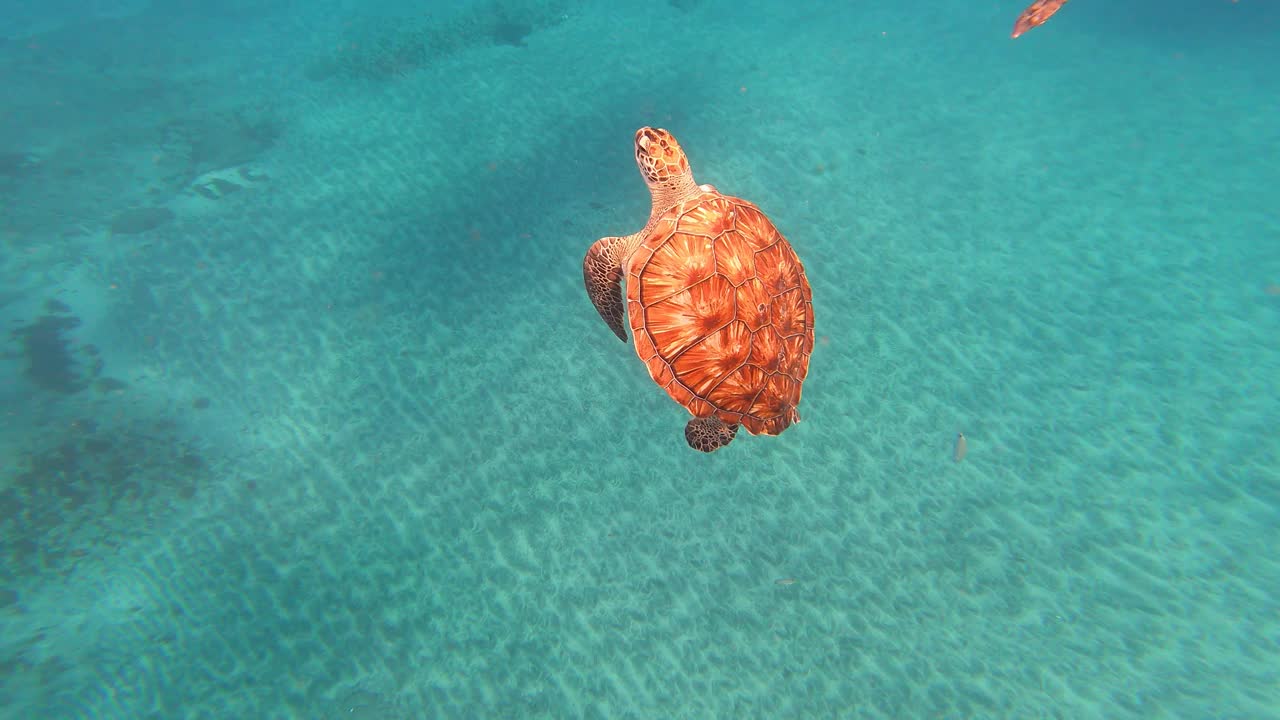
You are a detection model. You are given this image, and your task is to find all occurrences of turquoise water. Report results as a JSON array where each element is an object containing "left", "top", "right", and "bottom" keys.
[{"left": 1, "top": 1, "right": 1277, "bottom": 717}]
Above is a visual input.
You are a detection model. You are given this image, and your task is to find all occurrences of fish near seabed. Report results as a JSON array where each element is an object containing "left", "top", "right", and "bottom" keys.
[
  {"left": 1012, "top": 0, "right": 1069, "bottom": 38},
  {"left": 953, "top": 432, "right": 968, "bottom": 462}
]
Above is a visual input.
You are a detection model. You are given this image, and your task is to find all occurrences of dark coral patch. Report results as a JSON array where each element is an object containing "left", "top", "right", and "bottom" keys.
[{"left": 11, "top": 314, "right": 88, "bottom": 393}]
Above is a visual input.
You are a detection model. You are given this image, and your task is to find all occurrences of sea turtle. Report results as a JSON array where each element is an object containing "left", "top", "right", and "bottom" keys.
[
  {"left": 1012, "top": 0, "right": 1069, "bottom": 37},
  {"left": 583, "top": 127, "right": 815, "bottom": 452}
]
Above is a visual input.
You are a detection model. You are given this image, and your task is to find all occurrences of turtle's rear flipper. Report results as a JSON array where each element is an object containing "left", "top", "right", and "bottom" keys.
[
  {"left": 685, "top": 416, "right": 737, "bottom": 452},
  {"left": 584, "top": 235, "right": 629, "bottom": 342}
]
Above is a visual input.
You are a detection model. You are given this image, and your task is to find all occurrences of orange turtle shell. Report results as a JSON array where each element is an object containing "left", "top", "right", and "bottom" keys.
[{"left": 626, "top": 191, "right": 814, "bottom": 436}]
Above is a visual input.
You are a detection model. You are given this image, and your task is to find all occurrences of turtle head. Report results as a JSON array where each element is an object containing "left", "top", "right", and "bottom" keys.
[{"left": 634, "top": 127, "right": 697, "bottom": 196}]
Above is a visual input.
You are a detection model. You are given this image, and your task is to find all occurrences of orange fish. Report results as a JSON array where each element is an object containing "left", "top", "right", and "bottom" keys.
[{"left": 1012, "top": 0, "right": 1069, "bottom": 38}]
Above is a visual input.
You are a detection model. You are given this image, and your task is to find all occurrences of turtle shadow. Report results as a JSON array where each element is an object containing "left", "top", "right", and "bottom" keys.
[
  {"left": 0, "top": 151, "right": 37, "bottom": 178},
  {"left": 305, "top": 2, "right": 565, "bottom": 81}
]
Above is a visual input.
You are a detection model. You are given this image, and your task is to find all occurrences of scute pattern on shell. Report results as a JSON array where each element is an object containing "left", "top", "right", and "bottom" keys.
[{"left": 627, "top": 192, "right": 814, "bottom": 436}]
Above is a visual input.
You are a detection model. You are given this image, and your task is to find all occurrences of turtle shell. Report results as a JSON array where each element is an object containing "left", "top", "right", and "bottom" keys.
[{"left": 626, "top": 191, "right": 814, "bottom": 436}]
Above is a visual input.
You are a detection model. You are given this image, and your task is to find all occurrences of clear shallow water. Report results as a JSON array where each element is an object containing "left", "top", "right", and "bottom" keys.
[{"left": 1, "top": 1, "right": 1277, "bottom": 717}]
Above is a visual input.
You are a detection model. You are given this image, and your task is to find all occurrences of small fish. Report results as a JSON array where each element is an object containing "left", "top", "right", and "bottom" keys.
[
  {"left": 953, "top": 432, "right": 968, "bottom": 462},
  {"left": 1012, "top": 0, "right": 1069, "bottom": 38},
  {"left": 774, "top": 578, "right": 796, "bottom": 586}
]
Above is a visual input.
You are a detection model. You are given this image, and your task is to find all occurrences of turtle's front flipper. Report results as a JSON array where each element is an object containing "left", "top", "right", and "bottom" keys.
[
  {"left": 584, "top": 235, "right": 629, "bottom": 342},
  {"left": 685, "top": 416, "right": 738, "bottom": 452}
]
